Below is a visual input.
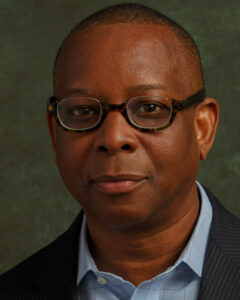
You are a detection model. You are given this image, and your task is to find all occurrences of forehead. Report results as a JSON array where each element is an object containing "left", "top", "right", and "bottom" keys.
[{"left": 55, "top": 23, "right": 194, "bottom": 98}]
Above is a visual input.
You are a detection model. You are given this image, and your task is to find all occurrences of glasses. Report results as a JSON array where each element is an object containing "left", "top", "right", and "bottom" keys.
[{"left": 47, "top": 89, "right": 205, "bottom": 132}]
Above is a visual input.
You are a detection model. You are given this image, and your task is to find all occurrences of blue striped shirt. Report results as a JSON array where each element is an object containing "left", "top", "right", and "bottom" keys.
[{"left": 76, "top": 183, "right": 212, "bottom": 299}]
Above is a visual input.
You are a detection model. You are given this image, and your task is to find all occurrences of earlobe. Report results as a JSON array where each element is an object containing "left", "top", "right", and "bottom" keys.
[
  {"left": 47, "top": 113, "right": 57, "bottom": 163},
  {"left": 194, "top": 98, "right": 219, "bottom": 160}
]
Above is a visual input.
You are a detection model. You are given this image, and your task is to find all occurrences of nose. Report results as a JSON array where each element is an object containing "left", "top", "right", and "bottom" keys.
[{"left": 93, "top": 111, "right": 138, "bottom": 155}]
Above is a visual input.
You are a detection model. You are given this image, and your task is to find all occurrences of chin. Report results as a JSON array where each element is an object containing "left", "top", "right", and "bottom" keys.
[{"left": 84, "top": 197, "right": 152, "bottom": 229}]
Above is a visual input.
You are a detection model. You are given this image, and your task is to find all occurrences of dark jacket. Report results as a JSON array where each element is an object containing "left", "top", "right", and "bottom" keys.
[{"left": 0, "top": 187, "right": 240, "bottom": 299}]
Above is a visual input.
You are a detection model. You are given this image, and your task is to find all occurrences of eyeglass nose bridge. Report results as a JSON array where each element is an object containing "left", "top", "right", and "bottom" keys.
[
  {"left": 98, "top": 101, "right": 131, "bottom": 129},
  {"left": 102, "top": 102, "right": 127, "bottom": 113}
]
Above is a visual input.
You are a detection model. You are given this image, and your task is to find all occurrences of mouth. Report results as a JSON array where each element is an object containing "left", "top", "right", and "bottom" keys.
[{"left": 91, "top": 174, "right": 148, "bottom": 194}]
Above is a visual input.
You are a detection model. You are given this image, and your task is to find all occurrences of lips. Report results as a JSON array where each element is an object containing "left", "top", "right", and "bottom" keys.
[{"left": 91, "top": 174, "right": 147, "bottom": 194}]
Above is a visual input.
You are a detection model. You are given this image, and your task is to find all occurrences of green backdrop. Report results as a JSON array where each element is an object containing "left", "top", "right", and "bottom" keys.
[{"left": 0, "top": 0, "right": 239, "bottom": 275}]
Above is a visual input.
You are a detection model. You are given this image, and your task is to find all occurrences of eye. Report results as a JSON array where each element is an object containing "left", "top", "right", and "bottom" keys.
[
  {"left": 139, "top": 103, "right": 162, "bottom": 113},
  {"left": 135, "top": 102, "right": 168, "bottom": 115},
  {"left": 69, "top": 106, "right": 97, "bottom": 117}
]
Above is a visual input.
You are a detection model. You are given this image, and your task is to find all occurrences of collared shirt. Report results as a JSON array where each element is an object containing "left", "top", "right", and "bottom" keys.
[{"left": 76, "top": 182, "right": 212, "bottom": 300}]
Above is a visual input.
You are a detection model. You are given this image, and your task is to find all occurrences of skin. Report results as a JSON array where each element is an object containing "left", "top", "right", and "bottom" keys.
[{"left": 48, "top": 23, "right": 219, "bottom": 286}]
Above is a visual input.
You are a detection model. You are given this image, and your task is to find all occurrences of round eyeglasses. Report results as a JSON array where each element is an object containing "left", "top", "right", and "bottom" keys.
[{"left": 47, "top": 89, "right": 205, "bottom": 132}]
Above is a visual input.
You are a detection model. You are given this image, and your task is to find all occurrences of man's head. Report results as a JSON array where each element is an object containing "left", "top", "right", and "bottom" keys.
[
  {"left": 54, "top": 3, "right": 204, "bottom": 95},
  {"left": 48, "top": 4, "right": 219, "bottom": 230}
]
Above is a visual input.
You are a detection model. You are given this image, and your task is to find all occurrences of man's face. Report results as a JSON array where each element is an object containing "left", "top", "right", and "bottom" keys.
[{"left": 51, "top": 23, "right": 202, "bottom": 229}]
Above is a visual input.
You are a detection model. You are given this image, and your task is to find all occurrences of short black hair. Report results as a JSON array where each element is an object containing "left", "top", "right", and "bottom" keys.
[{"left": 54, "top": 3, "right": 203, "bottom": 89}]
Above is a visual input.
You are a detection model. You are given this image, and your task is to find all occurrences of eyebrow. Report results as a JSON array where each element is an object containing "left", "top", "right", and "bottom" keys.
[
  {"left": 63, "top": 84, "right": 166, "bottom": 98},
  {"left": 131, "top": 84, "right": 166, "bottom": 91},
  {"left": 63, "top": 88, "right": 92, "bottom": 97}
]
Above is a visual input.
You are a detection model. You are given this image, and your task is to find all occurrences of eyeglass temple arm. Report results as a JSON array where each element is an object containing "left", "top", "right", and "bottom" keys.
[
  {"left": 173, "top": 88, "right": 206, "bottom": 110},
  {"left": 47, "top": 96, "right": 57, "bottom": 116}
]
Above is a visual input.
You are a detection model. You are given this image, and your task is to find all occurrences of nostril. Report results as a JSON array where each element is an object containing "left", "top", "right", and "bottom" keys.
[
  {"left": 121, "top": 144, "right": 131, "bottom": 151},
  {"left": 98, "top": 144, "right": 132, "bottom": 153},
  {"left": 98, "top": 145, "right": 108, "bottom": 152}
]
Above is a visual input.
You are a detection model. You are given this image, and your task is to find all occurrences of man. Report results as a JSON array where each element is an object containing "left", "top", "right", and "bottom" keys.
[{"left": 0, "top": 3, "right": 239, "bottom": 300}]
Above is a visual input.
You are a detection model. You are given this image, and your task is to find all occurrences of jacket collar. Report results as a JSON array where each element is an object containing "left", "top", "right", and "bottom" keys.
[
  {"left": 23, "top": 210, "right": 84, "bottom": 298},
  {"left": 197, "top": 186, "right": 240, "bottom": 300}
]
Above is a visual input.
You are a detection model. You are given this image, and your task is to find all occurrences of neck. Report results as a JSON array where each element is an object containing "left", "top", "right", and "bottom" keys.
[{"left": 85, "top": 187, "right": 200, "bottom": 286}]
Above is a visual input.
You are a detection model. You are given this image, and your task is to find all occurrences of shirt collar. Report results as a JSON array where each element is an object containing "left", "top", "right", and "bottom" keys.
[
  {"left": 77, "top": 214, "right": 98, "bottom": 284},
  {"left": 172, "top": 182, "right": 213, "bottom": 277},
  {"left": 77, "top": 182, "right": 213, "bottom": 284}
]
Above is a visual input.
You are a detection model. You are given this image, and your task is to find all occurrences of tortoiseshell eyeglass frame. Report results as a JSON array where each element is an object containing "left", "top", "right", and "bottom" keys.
[{"left": 47, "top": 88, "right": 206, "bottom": 133}]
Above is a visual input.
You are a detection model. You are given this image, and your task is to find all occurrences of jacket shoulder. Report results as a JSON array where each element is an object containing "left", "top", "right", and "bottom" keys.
[
  {"left": 0, "top": 211, "right": 84, "bottom": 298},
  {"left": 204, "top": 186, "right": 240, "bottom": 264}
]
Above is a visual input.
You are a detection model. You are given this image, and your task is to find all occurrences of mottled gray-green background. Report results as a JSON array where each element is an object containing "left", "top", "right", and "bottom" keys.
[{"left": 0, "top": 0, "right": 239, "bottom": 275}]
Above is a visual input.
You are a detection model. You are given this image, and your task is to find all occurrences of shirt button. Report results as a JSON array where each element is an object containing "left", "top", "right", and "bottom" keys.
[{"left": 97, "top": 277, "right": 107, "bottom": 285}]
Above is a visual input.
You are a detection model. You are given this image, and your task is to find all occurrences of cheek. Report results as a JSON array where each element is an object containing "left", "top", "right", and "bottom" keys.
[
  {"left": 169, "top": 119, "right": 199, "bottom": 180},
  {"left": 144, "top": 115, "right": 199, "bottom": 181},
  {"left": 55, "top": 129, "right": 93, "bottom": 186}
]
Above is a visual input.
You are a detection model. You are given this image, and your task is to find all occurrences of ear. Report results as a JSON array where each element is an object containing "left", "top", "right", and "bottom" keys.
[
  {"left": 194, "top": 98, "right": 219, "bottom": 160},
  {"left": 47, "top": 113, "right": 57, "bottom": 163}
]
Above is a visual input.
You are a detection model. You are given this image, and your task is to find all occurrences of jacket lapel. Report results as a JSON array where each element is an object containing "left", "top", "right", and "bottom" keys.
[
  {"left": 29, "top": 211, "right": 84, "bottom": 300},
  {"left": 197, "top": 187, "right": 240, "bottom": 300}
]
